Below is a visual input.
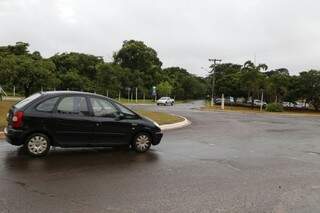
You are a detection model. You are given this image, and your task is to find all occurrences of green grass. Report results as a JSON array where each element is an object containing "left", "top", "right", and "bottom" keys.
[
  {"left": 136, "top": 110, "right": 184, "bottom": 125},
  {"left": 118, "top": 98, "right": 155, "bottom": 105}
]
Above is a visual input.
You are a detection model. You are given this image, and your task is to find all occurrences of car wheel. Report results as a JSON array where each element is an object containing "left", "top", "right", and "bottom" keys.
[
  {"left": 25, "top": 133, "right": 50, "bottom": 157},
  {"left": 171, "top": 102, "right": 174, "bottom": 106},
  {"left": 133, "top": 132, "right": 152, "bottom": 153}
]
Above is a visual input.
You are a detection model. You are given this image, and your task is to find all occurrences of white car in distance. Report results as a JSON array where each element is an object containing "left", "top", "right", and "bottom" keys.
[{"left": 157, "top": 97, "right": 175, "bottom": 106}]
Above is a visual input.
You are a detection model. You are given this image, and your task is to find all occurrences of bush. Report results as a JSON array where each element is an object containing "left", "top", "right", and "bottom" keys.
[{"left": 266, "top": 103, "right": 284, "bottom": 112}]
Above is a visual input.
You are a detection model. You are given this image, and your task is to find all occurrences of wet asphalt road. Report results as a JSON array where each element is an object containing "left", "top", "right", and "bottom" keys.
[{"left": 1, "top": 101, "right": 320, "bottom": 212}]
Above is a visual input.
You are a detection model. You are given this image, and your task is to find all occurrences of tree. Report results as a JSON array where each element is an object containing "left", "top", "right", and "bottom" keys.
[
  {"left": 298, "top": 70, "right": 320, "bottom": 110},
  {"left": 50, "top": 52, "right": 103, "bottom": 91},
  {"left": 213, "top": 63, "right": 245, "bottom": 100},
  {"left": 265, "top": 68, "right": 290, "bottom": 103},
  {"left": 0, "top": 42, "right": 60, "bottom": 96},
  {"left": 163, "top": 67, "right": 207, "bottom": 99},
  {"left": 240, "top": 61, "right": 267, "bottom": 108},
  {"left": 157, "top": 81, "right": 173, "bottom": 97},
  {"left": 113, "top": 40, "right": 162, "bottom": 71},
  {"left": 96, "top": 63, "right": 123, "bottom": 97},
  {"left": 0, "top": 55, "right": 58, "bottom": 96},
  {"left": 7, "top": 41, "right": 29, "bottom": 55},
  {"left": 285, "top": 75, "right": 301, "bottom": 103}
]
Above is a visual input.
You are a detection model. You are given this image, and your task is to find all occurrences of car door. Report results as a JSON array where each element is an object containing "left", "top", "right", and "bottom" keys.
[
  {"left": 89, "top": 97, "right": 132, "bottom": 146},
  {"left": 54, "top": 95, "right": 94, "bottom": 147}
]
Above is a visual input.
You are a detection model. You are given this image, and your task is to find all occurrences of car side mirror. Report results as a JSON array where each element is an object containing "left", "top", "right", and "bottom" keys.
[{"left": 116, "top": 112, "right": 125, "bottom": 120}]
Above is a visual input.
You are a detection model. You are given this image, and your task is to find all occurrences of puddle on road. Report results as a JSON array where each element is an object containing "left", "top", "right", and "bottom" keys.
[
  {"left": 198, "top": 158, "right": 242, "bottom": 171},
  {"left": 266, "top": 128, "right": 301, "bottom": 133},
  {"left": 239, "top": 119, "right": 287, "bottom": 125},
  {"left": 305, "top": 151, "right": 320, "bottom": 156}
]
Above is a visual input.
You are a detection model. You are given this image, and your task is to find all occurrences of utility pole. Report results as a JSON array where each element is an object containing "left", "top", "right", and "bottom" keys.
[
  {"left": 127, "top": 88, "right": 130, "bottom": 103},
  {"left": 260, "top": 89, "right": 264, "bottom": 112},
  {"left": 135, "top": 87, "right": 138, "bottom": 103},
  {"left": 208, "top": 58, "right": 222, "bottom": 107}
]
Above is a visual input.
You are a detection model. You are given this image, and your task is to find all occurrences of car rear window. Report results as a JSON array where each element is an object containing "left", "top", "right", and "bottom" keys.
[{"left": 14, "top": 93, "right": 41, "bottom": 109}]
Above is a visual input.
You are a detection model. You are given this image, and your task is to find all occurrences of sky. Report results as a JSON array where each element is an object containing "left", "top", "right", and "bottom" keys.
[{"left": 1, "top": 0, "right": 320, "bottom": 76}]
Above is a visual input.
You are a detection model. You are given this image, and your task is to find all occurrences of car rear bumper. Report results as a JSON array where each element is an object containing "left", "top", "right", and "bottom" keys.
[
  {"left": 152, "top": 132, "right": 163, "bottom": 145},
  {"left": 4, "top": 127, "right": 25, "bottom": 146}
]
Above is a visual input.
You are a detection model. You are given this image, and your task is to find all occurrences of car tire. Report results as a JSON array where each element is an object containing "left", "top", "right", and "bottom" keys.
[
  {"left": 132, "top": 132, "right": 152, "bottom": 153},
  {"left": 24, "top": 133, "right": 50, "bottom": 157}
]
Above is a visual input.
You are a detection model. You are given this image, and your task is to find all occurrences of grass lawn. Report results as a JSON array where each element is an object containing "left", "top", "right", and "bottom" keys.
[
  {"left": 118, "top": 98, "right": 155, "bottom": 105},
  {"left": 0, "top": 100, "right": 184, "bottom": 131},
  {"left": 0, "top": 100, "right": 16, "bottom": 130},
  {"left": 202, "top": 104, "right": 263, "bottom": 112},
  {"left": 136, "top": 110, "right": 184, "bottom": 125}
]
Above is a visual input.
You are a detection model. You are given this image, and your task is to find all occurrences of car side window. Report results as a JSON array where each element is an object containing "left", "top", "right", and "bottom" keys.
[
  {"left": 57, "top": 96, "right": 89, "bottom": 116},
  {"left": 36, "top": 97, "right": 59, "bottom": 112},
  {"left": 90, "top": 98, "right": 118, "bottom": 118}
]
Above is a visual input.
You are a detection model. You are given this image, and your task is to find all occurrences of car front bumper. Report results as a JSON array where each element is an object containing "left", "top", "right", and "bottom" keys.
[{"left": 152, "top": 132, "right": 163, "bottom": 145}]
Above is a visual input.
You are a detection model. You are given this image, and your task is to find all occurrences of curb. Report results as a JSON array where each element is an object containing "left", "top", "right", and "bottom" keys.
[
  {"left": 159, "top": 115, "right": 191, "bottom": 131},
  {"left": 0, "top": 132, "right": 4, "bottom": 140}
]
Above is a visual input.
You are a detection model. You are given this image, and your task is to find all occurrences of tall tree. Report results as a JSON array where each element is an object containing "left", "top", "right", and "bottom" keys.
[
  {"left": 213, "top": 63, "right": 245, "bottom": 99},
  {"left": 265, "top": 68, "right": 290, "bottom": 103},
  {"left": 240, "top": 61, "right": 267, "bottom": 108},
  {"left": 298, "top": 70, "right": 320, "bottom": 110},
  {"left": 113, "top": 40, "right": 162, "bottom": 71},
  {"left": 157, "top": 81, "right": 173, "bottom": 97}
]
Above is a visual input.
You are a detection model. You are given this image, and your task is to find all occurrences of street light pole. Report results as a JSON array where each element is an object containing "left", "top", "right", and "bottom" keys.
[{"left": 208, "top": 58, "right": 222, "bottom": 107}]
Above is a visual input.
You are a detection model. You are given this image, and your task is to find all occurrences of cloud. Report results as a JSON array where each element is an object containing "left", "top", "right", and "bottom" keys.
[{"left": 1, "top": 0, "right": 320, "bottom": 76}]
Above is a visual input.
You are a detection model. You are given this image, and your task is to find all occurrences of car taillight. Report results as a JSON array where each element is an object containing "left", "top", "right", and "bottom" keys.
[{"left": 12, "top": 111, "right": 24, "bottom": 129}]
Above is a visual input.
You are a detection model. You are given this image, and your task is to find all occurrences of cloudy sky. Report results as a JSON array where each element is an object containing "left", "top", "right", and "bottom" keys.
[{"left": 1, "top": 0, "right": 320, "bottom": 76}]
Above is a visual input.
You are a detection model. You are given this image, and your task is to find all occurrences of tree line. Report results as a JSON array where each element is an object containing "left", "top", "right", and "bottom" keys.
[
  {"left": 1, "top": 41, "right": 320, "bottom": 110},
  {"left": 211, "top": 61, "right": 320, "bottom": 110},
  {"left": 0, "top": 41, "right": 207, "bottom": 99}
]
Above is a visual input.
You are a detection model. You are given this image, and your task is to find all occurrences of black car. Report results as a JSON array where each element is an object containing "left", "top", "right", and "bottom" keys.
[{"left": 4, "top": 91, "right": 163, "bottom": 157}]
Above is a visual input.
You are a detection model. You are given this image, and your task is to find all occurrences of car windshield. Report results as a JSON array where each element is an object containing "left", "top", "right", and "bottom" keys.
[
  {"left": 14, "top": 93, "right": 41, "bottom": 109},
  {"left": 160, "top": 97, "right": 168, "bottom": 100}
]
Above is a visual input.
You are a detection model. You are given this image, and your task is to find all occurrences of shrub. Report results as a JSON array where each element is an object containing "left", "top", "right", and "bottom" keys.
[{"left": 266, "top": 103, "right": 284, "bottom": 112}]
